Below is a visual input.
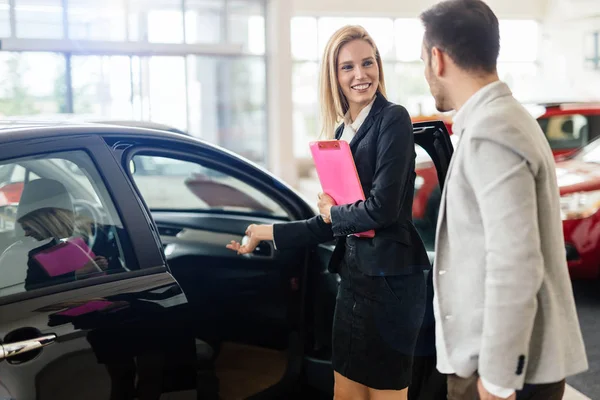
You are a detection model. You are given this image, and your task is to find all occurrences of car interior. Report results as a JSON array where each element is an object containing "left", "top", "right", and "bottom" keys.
[{"left": 127, "top": 152, "right": 324, "bottom": 398}]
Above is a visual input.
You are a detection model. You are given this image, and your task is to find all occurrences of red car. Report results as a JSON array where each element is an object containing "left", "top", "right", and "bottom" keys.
[
  {"left": 536, "top": 103, "right": 600, "bottom": 159},
  {"left": 413, "top": 104, "right": 600, "bottom": 272},
  {"left": 556, "top": 138, "right": 600, "bottom": 279}
]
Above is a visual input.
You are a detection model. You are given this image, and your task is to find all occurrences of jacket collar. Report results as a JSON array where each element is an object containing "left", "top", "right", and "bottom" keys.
[
  {"left": 335, "top": 91, "right": 388, "bottom": 149},
  {"left": 452, "top": 80, "right": 511, "bottom": 137}
]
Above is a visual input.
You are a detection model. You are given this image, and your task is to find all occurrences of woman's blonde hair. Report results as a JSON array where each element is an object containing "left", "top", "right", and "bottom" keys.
[
  {"left": 319, "top": 25, "right": 387, "bottom": 139},
  {"left": 20, "top": 208, "right": 75, "bottom": 240},
  {"left": 20, "top": 208, "right": 92, "bottom": 241}
]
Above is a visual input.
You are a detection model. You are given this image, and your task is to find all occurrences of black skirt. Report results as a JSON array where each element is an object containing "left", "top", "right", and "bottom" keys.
[{"left": 332, "top": 240, "right": 427, "bottom": 390}]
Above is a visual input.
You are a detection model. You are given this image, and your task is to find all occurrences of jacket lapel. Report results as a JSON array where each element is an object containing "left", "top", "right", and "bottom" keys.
[
  {"left": 348, "top": 92, "right": 387, "bottom": 150},
  {"left": 434, "top": 148, "right": 457, "bottom": 249}
]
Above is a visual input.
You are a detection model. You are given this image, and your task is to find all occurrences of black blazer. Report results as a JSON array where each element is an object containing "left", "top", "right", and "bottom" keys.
[{"left": 274, "top": 92, "right": 430, "bottom": 276}]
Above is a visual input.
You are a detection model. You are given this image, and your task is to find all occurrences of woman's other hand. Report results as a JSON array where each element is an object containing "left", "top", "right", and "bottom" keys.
[
  {"left": 226, "top": 224, "right": 274, "bottom": 255},
  {"left": 317, "top": 192, "right": 335, "bottom": 224}
]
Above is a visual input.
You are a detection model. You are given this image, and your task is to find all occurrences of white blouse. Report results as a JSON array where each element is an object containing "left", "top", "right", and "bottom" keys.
[{"left": 339, "top": 96, "right": 376, "bottom": 143}]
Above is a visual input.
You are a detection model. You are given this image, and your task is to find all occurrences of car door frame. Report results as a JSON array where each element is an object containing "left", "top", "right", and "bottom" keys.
[
  {"left": 0, "top": 133, "right": 167, "bottom": 307},
  {"left": 412, "top": 120, "right": 454, "bottom": 188},
  {"left": 105, "top": 134, "right": 315, "bottom": 397}
]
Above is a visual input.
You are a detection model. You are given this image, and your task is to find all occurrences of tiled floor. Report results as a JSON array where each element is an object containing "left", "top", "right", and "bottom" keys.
[
  {"left": 161, "top": 385, "right": 589, "bottom": 399},
  {"left": 564, "top": 385, "right": 591, "bottom": 400}
]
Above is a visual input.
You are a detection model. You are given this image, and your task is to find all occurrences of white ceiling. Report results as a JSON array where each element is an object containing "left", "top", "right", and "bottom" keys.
[
  {"left": 544, "top": 0, "right": 600, "bottom": 21},
  {"left": 292, "top": 0, "right": 548, "bottom": 20}
]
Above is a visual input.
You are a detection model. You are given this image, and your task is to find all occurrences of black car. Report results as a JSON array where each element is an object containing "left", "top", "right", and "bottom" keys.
[{"left": 0, "top": 120, "right": 452, "bottom": 400}]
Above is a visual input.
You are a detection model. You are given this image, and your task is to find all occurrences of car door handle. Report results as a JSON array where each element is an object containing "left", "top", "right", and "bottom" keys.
[
  {"left": 241, "top": 236, "right": 273, "bottom": 258},
  {"left": 0, "top": 334, "right": 57, "bottom": 361}
]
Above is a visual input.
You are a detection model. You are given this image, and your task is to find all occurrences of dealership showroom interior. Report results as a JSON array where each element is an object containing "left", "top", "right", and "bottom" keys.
[{"left": 0, "top": 0, "right": 599, "bottom": 399}]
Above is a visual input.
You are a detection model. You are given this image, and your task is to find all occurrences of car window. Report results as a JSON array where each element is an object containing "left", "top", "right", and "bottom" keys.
[
  {"left": 588, "top": 115, "right": 600, "bottom": 142},
  {"left": 130, "top": 155, "right": 290, "bottom": 218},
  {"left": 0, "top": 151, "right": 134, "bottom": 298},
  {"left": 538, "top": 114, "right": 589, "bottom": 150}
]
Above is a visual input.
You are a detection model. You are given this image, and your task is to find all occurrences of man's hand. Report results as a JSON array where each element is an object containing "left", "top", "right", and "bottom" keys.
[
  {"left": 226, "top": 224, "right": 273, "bottom": 255},
  {"left": 317, "top": 192, "right": 335, "bottom": 224},
  {"left": 477, "top": 378, "right": 516, "bottom": 400}
]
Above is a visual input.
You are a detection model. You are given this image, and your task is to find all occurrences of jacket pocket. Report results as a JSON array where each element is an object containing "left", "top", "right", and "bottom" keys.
[{"left": 374, "top": 224, "right": 412, "bottom": 246}]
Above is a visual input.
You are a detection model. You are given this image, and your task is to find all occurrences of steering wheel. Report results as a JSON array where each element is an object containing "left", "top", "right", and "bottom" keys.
[{"left": 72, "top": 199, "right": 101, "bottom": 250}]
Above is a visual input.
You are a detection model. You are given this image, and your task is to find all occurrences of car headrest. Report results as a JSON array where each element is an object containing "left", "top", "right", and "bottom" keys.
[{"left": 16, "top": 179, "right": 73, "bottom": 222}]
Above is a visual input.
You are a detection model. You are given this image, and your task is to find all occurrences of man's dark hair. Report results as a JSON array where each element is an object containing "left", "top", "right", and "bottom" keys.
[{"left": 420, "top": 0, "right": 500, "bottom": 73}]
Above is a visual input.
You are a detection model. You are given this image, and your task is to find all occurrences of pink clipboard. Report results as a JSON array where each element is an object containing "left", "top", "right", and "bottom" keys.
[
  {"left": 32, "top": 237, "right": 97, "bottom": 277},
  {"left": 309, "top": 140, "right": 375, "bottom": 238}
]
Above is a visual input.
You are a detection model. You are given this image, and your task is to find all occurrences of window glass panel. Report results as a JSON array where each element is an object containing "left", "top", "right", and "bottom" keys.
[
  {"left": 383, "top": 62, "right": 435, "bottom": 116},
  {"left": 0, "top": 0, "right": 10, "bottom": 37},
  {"left": 499, "top": 20, "right": 539, "bottom": 63},
  {"left": 15, "top": 0, "right": 63, "bottom": 39},
  {"left": 129, "top": 0, "right": 184, "bottom": 43},
  {"left": 291, "top": 17, "right": 318, "bottom": 60},
  {"left": 130, "top": 55, "right": 148, "bottom": 121},
  {"left": 0, "top": 151, "right": 133, "bottom": 298},
  {"left": 228, "top": 0, "right": 265, "bottom": 54},
  {"left": 584, "top": 31, "right": 599, "bottom": 69},
  {"left": 0, "top": 52, "right": 67, "bottom": 116},
  {"left": 71, "top": 56, "right": 133, "bottom": 118},
  {"left": 131, "top": 155, "right": 289, "bottom": 218},
  {"left": 394, "top": 19, "right": 424, "bottom": 61},
  {"left": 148, "top": 56, "right": 187, "bottom": 132},
  {"left": 497, "top": 62, "right": 538, "bottom": 101},
  {"left": 292, "top": 62, "right": 319, "bottom": 158},
  {"left": 187, "top": 56, "right": 267, "bottom": 164},
  {"left": 318, "top": 17, "right": 394, "bottom": 59},
  {"left": 185, "top": 0, "right": 224, "bottom": 44},
  {"left": 68, "top": 0, "right": 126, "bottom": 41}
]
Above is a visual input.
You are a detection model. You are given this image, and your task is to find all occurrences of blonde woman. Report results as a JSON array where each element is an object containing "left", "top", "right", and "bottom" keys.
[
  {"left": 227, "top": 25, "right": 429, "bottom": 399},
  {"left": 14, "top": 179, "right": 107, "bottom": 290}
]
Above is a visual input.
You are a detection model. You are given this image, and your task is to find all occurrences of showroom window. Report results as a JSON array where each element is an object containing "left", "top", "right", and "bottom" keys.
[
  {"left": 290, "top": 17, "right": 540, "bottom": 157},
  {"left": 0, "top": 0, "right": 268, "bottom": 165}
]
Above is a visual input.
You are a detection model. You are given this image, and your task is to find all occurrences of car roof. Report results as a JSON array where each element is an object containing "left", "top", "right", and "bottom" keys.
[
  {"left": 0, "top": 117, "right": 187, "bottom": 132},
  {"left": 0, "top": 120, "right": 265, "bottom": 175},
  {"left": 0, "top": 120, "right": 196, "bottom": 146},
  {"left": 86, "top": 120, "right": 187, "bottom": 134},
  {"left": 539, "top": 102, "right": 600, "bottom": 112}
]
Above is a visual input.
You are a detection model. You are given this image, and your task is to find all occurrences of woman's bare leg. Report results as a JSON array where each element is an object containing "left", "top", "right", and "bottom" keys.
[
  {"left": 334, "top": 371, "right": 370, "bottom": 400},
  {"left": 368, "top": 386, "right": 408, "bottom": 400}
]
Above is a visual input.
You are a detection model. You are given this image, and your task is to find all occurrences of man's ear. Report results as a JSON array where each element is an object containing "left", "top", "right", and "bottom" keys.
[{"left": 430, "top": 46, "right": 445, "bottom": 77}]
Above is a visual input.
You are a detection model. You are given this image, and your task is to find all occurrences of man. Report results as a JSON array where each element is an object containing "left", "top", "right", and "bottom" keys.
[{"left": 419, "top": 1, "right": 588, "bottom": 399}]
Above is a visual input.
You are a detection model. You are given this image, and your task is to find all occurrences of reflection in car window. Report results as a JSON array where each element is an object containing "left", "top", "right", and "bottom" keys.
[
  {"left": 0, "top": 151, "right": 132, "bottom": 297},
  {"left": 131, "top": 155, "right": 290, "bottom": 217}
]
